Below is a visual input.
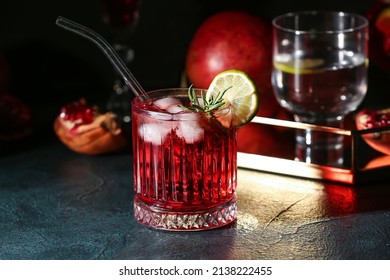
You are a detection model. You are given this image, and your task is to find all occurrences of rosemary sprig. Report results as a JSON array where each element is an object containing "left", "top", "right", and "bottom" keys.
[{"left": 179, "top": 85, "right": 231, "bottom": 113}]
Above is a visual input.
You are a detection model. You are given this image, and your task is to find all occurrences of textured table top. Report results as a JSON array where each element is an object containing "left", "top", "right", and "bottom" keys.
[{"left": 1, "top": 141, "right": 390, "bottom": 260}]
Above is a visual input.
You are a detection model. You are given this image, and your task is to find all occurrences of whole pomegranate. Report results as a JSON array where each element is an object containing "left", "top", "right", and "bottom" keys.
[
  {"left": 185, "top": 10, "right": 278, "bottom": 117},
  {"left": 367, "top": 0, "right": 390, "bottom": 71},
  {"left": 0, "top": 93, "right": 32, "bottom": 141},
  {"left": 0, "top": 52, "right": 10, "bottom": 90}
]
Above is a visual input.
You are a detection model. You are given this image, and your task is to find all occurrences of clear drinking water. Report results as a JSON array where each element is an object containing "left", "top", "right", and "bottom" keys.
[
  {"left": 272, "top": 50, "right": 368, "bottom": 124},
  {"left": 271, "top": 11, "right": 369, "bottom": 166}
]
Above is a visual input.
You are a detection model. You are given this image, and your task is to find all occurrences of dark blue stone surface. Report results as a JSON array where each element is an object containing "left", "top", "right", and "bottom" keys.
[{"left": 1, "top": 142, "right": 390, "bottom": 260}]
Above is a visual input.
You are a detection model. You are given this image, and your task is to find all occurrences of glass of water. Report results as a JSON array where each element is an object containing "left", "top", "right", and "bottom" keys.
[{"left": 271, "top": 11, "right": 369, "bottom": 166}]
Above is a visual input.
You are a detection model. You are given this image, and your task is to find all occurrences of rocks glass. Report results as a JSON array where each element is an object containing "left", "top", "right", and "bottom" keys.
[{"left": 132, "top": 88, "right": 237, "bottom": 231}]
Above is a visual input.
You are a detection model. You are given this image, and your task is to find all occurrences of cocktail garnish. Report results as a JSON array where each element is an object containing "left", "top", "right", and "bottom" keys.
[
  {"left": 205, "top": 69, "right": 259, "bottom": 128},
  {"left": 178, "top": 85, "right": 231, "bottom": 113},
  {"left": 179, "top": 70, "right": 258, "bottom": 128}
]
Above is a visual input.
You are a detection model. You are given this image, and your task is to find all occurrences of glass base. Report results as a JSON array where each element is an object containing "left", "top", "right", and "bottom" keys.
[
  {"left": 133, "top": 195, "right": 237, "bottom": 231},
  {"left": 294, "top": 128, "right": 345, "bottom": 167}
]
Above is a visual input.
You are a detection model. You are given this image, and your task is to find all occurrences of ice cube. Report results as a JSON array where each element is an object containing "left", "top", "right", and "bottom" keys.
[
  {"left": 154, "top": 97, "right": 182, "bottom": 110},
  {"left": 176, "top": 121, "right": 204, "bottom": 144},
  {"left": 139, "top": 122, "right": 173, "bottom": 145},
  {"left": 173, "top": 112, "right": 200, "bottom": 121},
  {"left": 166, "top": 104, "right": 185, "bottom": 114}
]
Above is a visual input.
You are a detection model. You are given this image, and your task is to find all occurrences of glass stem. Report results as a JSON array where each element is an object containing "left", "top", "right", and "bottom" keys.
[
  {"left": 294, "top": 115, "right": 345, "bottom": 167},
  {"left": 105, "top": 43, "right": 135, "bottom": 139}
]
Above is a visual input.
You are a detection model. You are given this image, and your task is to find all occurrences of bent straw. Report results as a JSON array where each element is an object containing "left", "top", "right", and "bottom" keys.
[{"left": 55, "top": 16, "right": 149, "bottom": 102}]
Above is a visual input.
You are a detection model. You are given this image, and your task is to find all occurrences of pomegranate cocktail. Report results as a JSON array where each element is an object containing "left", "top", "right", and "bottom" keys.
[
  {"left": 132, "top": 88, "right": 237, "bottom": 231},
  {"left": 132, "top": 70, "right": 259, "bottom": 231}
]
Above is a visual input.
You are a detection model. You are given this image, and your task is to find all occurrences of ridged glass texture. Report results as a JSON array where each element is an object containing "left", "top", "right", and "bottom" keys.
[{"left": 132, "top": 89, "right": 237, "bottom": 231}]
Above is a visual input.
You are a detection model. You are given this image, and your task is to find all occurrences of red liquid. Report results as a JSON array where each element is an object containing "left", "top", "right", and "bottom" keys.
[
  {"left": 132, "top": 89, "right": 237, "bottom": 230},
  {"left": 102, "top": 0, "right": 141, "bottom": 28}
]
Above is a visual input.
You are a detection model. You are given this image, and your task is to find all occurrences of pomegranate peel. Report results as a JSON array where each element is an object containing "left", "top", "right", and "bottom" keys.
[
  {"left": 54, "top": 99, "right": 128, "bottom": 155},
  {"left": 356, "top": 108, "right": 390, "bottom": 156}
]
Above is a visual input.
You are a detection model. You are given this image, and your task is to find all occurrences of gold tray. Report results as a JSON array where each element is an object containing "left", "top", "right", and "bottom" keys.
[{"left": 237, "top": 116, "right": 390, "bottom": 184}]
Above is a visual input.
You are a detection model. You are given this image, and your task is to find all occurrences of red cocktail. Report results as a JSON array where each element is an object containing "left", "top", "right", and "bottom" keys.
[{"left": 132, "top": 88, "right": 237, "bottom": 231}]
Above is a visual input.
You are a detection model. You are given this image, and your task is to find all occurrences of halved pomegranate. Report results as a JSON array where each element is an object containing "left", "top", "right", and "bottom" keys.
[
  {"left": 356, "top": 108, "right": 390, "bottom": 155},
  {"left": 54, "top": 99, "right": 128, "bottom": 155}
]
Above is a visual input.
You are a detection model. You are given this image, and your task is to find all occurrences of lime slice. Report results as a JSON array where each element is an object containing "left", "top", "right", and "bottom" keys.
[
  {"left": 274, "top": 58, "right": 324, "bottom": 74},
  {"left": 206, "top": 69, "right": 259, "bottom": 128}
]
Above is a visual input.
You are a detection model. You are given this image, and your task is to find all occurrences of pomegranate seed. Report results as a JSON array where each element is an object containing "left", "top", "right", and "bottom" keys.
[
  {"left": 363, "top": 109, "right": 390, "bottom": 128},
  {"left": 59, "top": 99, "right": 97, "bottom": 129}
]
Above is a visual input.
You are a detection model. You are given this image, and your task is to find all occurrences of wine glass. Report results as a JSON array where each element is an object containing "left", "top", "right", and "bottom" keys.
[
  {"left": 101, "top": 0, "right": 142, "bottom": 136},
  {"left": 271, "top": 11, "right": 368, "bottom": 166}
]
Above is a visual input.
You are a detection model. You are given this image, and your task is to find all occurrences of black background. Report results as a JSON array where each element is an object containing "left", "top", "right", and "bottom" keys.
[{"left": 0, "top": 0, "right": 381, "bottom": 140}]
